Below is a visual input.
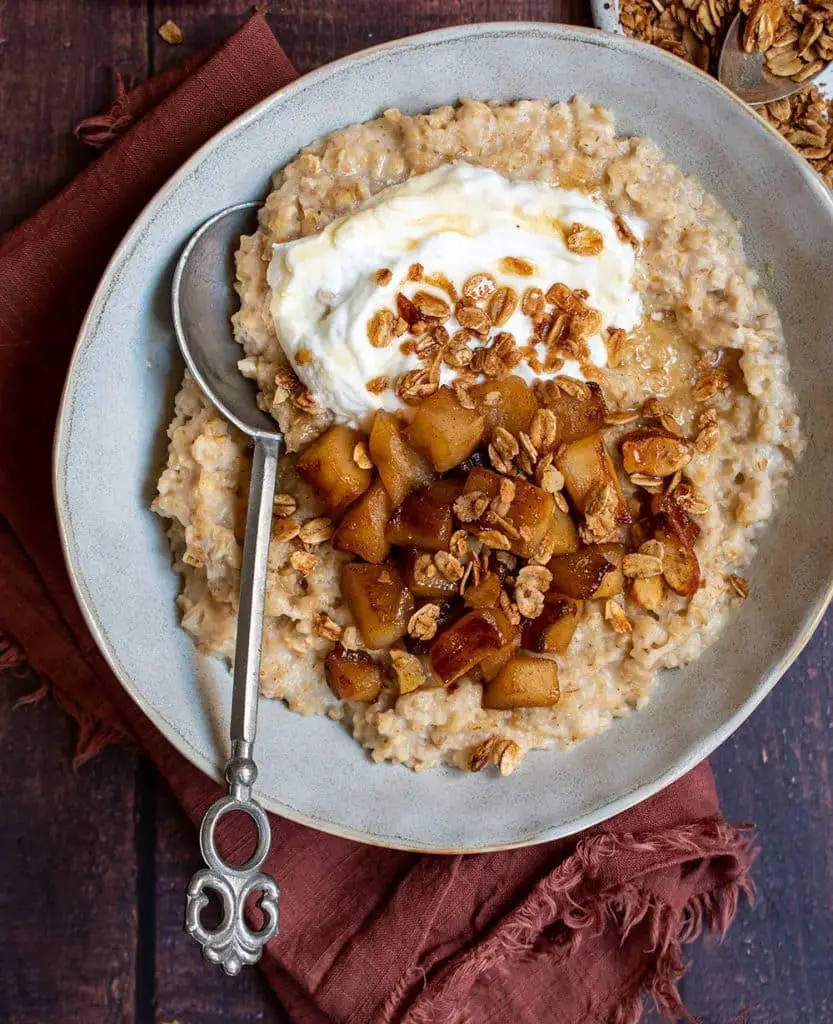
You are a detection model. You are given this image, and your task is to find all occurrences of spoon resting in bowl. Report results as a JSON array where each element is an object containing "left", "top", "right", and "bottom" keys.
[{"left": 173, "top": 201, "right": 281, "bottom": 974}]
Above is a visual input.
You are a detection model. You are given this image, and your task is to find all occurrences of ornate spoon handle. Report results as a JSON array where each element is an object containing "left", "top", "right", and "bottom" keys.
[{"left": 185, "top": 435, "right": 281, "bottom": 974}]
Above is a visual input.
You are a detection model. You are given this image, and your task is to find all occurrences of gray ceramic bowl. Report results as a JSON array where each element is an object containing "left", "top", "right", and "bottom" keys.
[{"left": 54, "top": 23, "right": 833, "bottom": 852}]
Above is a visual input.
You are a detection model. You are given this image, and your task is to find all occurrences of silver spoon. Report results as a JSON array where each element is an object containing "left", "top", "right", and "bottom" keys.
[
  {"left": 173, "top": 201, "right": 281, "bottom": 974},
  {"left": 717, "top": 12, "right": 825, "bottom": 106}
]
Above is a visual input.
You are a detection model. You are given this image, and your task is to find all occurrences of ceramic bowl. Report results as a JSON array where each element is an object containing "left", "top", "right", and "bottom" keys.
[{"left": 54, "top": 23, "right": 833, "bottom": 852}]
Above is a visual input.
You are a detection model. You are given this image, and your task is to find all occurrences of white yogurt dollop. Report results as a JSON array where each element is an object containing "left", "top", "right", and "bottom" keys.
[{"left": 267, "top": 163, "right": 641, "bottom": 425}]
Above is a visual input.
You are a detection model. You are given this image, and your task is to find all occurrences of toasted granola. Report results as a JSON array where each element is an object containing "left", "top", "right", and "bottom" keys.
[{"left": 620, "top": 0, "right": 833, "bottom": 189}]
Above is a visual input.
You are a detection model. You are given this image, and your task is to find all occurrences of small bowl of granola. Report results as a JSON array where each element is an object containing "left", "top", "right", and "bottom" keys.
[{"left": 56, "top": 23, "right": 833, "bottom": 850}]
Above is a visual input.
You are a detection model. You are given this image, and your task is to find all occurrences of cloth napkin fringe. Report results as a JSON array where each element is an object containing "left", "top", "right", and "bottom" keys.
[
  {"left": 391, "top": 822, "right": 755, "bottom": 1023},
  {"left": 2, "top": 628, "right": 129, "bottom": 768},
  {"left": 0, "top": 629, "right": 25, "bottom": 671},
  {"left": 74, "top": 71, "right": 134, "bottom": 149}
]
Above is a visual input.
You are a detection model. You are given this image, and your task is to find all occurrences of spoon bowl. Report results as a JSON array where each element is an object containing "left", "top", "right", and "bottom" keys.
[
  {"left": 172, "top": 201, "right": 278, "bottom": 437},
  {"left": 718, "top": 11, "right": 827, "bottom": 106}
]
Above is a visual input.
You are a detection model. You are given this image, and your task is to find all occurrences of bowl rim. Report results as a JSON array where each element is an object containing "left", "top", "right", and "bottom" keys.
[{"left": 53, "top": 20, "right": 833, "bottom": 853}]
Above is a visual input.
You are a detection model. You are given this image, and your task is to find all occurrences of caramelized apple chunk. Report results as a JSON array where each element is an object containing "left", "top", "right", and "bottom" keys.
[
  {"left": 296, "top": 425, "right": 372, "bottom": 514},
  {"left": 463, "top": 467, "right": 555, "bottom": 558},
  {"left": 588, "top": 543, "right": 625, "bottom": 598},
  {"left": 555, "top": 433, "right": 630, "bottom": 523},
  {"left": 620, "top": 428, "right": 694, "bottom": 477},
  {"left": 479, "top": 609, "right": 521, "bottom": 680},
  {"left": 369, "top": 410, "right": 435, "bottom": 506},
  {"left": 521, "top": 595, "right": 583, "bottom": 654},
  {"left": 341, "top": 563, "right": 414, "bottom": 649},
  {"left": 424, "top": 477, "right": 466, "bottom": 507},
  {"left": 470, "top": 375, "right": 539, "bottom": 438},
  {"left": 651, "top": 490, "right": 701, "bottom": 548},
  {"left": 429, "top": 609, "right": 505, "bottom": 686},
  {"left": 482, "top": 654, "right": 560, "bottom": 710},
  {"left": 325, "top": 645, "right": 383, "bottom": 702},
  {"left": 547, "top": 502, "right": 581, "bottom": 556},
  {"left": 464, "top": 572, "right": 502, "bottom": 610},
  {"left": 385, "top": 488, "right": 453, "bottom": 551},
  {"left": 548, "top": 547, "right": 618, "bottom": 601},
  {"left": 539, "top": 380, "right": 607, "bottom": 442},
  {"left": 408, "top": 387, "right": 486, "bottom": 472},
  {"left": 333, "top": 479, "right": 392, "bottom": 564}
]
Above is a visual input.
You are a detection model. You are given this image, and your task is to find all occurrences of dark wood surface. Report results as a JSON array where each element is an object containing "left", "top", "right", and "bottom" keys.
[{"left": 0, "top": 2, "right": 831, "bottom": 1021}]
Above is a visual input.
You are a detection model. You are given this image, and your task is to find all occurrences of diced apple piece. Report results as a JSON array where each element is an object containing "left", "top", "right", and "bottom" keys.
[
  {"left": 463, "top": 467, "right": 555, "bottom": 558},
  {"left": 630, "top": 574, "right": 664, "bottom": 611},
  {"left": 482, "top": 654, "right": 560, "bottom": 709},
  {"left": 522, "top": 595, "right": 583, "bottom": 654},
  {"left": 548, "top": 548, "right": 617, "bottom": 601},
  {"left": 479, "top": 641, "right": 521, "bottom": 681},
  {"left": 341, "top": 563, "right": 414, "bottom": 648},
  {"left": 592, "top": 542, "right": 624, "bottom": 567},
  {"left": 296, "top": 425, "right": 372, "bottom": 514},
  {"left": 591, "top": 568, "right": 624, "bottom": 599},
  {"left": 385, "top": 488, "right": 453, "bottom": 551},
  {"left": 620, "top": 428, "right": 694, "bottom": 477},
  {"left": 369, "top": 410, "right": 435, "bottom": 507},
  {"left": 425, "top": 477, "right": 466, "bottom": 507},
  {"left": 655, "top": 528, "right": 700, "bottom": 597},
  {"left": 408, "top": 387, "right": 486, "bottom": 472},
  {"left": 462, "top": 466, "right": 503, "bottom": 501},
  {"left": 547, "top": 502, "right": 581, "bottom": 556},
  {"left": 333, "top": 479, "right": 391, "bottom": 563},
  {"left": 651, "top": 490, "right": 701, "bottom": 547},
  {"left": 540, "top": 380, "right": 607, "bottom": 442},
  {"left": 429, "top": 609, "right": 505, "bottom": 686},
  {"left": 555, "top": 433, "right": 630, "bottom": 523},
  {"left": 479, "top": 608, "right": 521, "bottom": 680},
  {"left": 464, "top": 572, "right": 503, "bottom": 610},
  {"left": 470, "top": 375, "right": 539, "bottom": 438},
  {"left": 589, "top": 542, "right": 625, "bottom": 598},
  {"left": 325, "top": 645, "right": 383, "bottom": 702},
  {"left": 401, "top": 549, "right": 459, "bottom": 599}
]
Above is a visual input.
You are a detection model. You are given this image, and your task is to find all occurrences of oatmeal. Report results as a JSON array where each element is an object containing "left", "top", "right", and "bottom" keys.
[{"left": 153, "top": 96, "right": 803, "bottom": 774}]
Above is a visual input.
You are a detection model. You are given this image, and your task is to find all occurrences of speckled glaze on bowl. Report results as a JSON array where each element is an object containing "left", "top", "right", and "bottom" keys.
[{"left": 54, "top": 23, "right": 833, "bottom": 852}]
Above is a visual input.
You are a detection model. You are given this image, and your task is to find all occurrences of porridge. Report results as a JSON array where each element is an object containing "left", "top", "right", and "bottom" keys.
[{"left": 153, "top": 96, "right": 804, "bottom": 774}]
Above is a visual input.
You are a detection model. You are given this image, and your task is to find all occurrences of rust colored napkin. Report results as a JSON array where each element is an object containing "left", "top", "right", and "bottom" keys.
[{"left": 0, "top": 15, "right": 754, "bottom": 1023}]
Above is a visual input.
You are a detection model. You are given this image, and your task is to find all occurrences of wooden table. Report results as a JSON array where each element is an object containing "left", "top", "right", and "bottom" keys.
[{"left": 1, "top": 3, "right": 831, "bottom": 1021}]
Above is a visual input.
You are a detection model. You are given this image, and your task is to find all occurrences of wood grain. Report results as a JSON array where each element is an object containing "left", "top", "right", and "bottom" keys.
[
  {"left": 0, "top": 0, "right": 150, "bottom": 234},
  {"left": 680, "top": 617, "right": 833, "bottom": 1023},
  {"left": 151, "top": 0, "right": 591, "bottom": 76},
  {"left": 0, "top": 666, "right": 139, "bottom": 1024},
  {"left": 0, "top": 5, "right": 148, "bottom": 1021}
]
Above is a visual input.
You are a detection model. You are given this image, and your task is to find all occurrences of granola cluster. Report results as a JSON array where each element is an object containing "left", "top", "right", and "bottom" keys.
[
  {"left": 362, "top": 242, "right": 639, "bottom": 407},
  {"left": 620, "top": 0, "right": 833, "bottom": 189},
  {"left": 761, "top": 85, "right": 833, "bottom": 187}
]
